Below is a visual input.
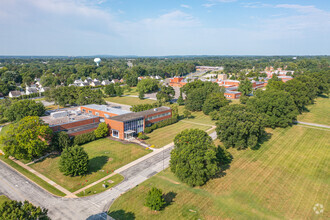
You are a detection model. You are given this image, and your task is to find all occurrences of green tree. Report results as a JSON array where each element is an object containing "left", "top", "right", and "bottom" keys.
[
  {"left": 266, "top": 80, "right": 285, "bottom": 91},
  {"left": 183, "top": 109, "right": 192, "bottom": 118},
  {"left": 51, "top": 131, "right": 71, "bottom": 152},
  {"left": 247, "top": 90, "right": 299, "bottom": 128},
  {"left": 114, "top": 84, "right": 123, "bottom": 96},
  {"left": 144, "top": 187, "right": 166, "bottom": 211},
  {"left": 170, "top": 129, "right": 219, "bottom": 186},
  {"left": 124, "top": 72, "right": 138, "bottom": 87},
  {"left": 202, "top": 92, "right": 229, "bottom": 115},
  {"left": 137, "top": 78, "right": 159, "bottom": 93},
  {"left": 1, "top": 116, "right": 53, "bottom": 160},
  {"left": 104, "top": 84, "right": 116, "bottom": 97},
  {"left": 156, "top": 86, "right": 175, "bottom": 103},
  {"left": 238, "top": 79, "right": 252, "bottom": 96},
  {"left": 4, "top": 100, "right": 45, "bottom": 122},
  {"left": 138, "top": 90, "right": 145, "bottom": 100},
  {"left": 59, "top": 145, "right": 89, "bottom": 176},
  {"left": 284, "top": 79, "right": 311, "bottom": 112},
  {"left": 94, "top": 122, "right": 109, "bottom": 138},
  {"left": 216, "top": 105, "right": 265, "bottom": 149},
  {"left": 0, "top": 200, "right": 49, "bottom": 220},
  {"left": 177, "top": 94, "right": 184, "bottom": 105}
]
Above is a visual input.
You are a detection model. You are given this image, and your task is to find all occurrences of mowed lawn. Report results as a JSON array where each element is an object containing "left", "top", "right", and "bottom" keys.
[
  {"left": 105, "top": 96, "right": 156, "bottom": 106},
  {"left": 178, "top": 106, "right": 215, "bottom": 126},
  {"left": 145, "top": 121, "right": 212, "bottom": 148},
  {"left": 109, "top": 125, "right": 330, "bottom": 219},
  {"left": 30, "top": 138, "right": 151, "bottom": 192},
  {"left": 297, "top": 96, "right": 330, "bottom": 125},
  {"left": 0, "top": 195, "right": 10, "bottom": 205}
]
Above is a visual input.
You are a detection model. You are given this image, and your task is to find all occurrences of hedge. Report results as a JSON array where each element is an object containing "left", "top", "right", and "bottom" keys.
[
  {"left": 73, "top": 131, "right": 96, "bottom": 146},
  {"left": 144, "top": 117, "right": 178, "bottom": 134}
]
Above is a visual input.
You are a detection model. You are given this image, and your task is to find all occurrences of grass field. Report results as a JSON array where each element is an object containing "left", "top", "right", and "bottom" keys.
[
  {"left": 0, "top": 195, "right": 11, "bottom": 205},
  {"left": 109, "top": 125, "right": 330, "bottom": 219},
  {"left": 123, "top": 87, "right": 139, "bottom": 96},
  {"left": 145, "top": 121, "right": 212, "bottom": 148},
  {"left": 297, "top": 96, "right": 330, "bottom": 125},
  {"left": 178, "top": 106, "right": 215, "bottom": 126},
  {"left": 76, "top": 174, "right": 124, "bottom": 197},
  {"left": 105, "top": 96, "right": 156, "bottom": 106},
  {"left": 30, "top": 138, "right": 151, "bottom": 192}
]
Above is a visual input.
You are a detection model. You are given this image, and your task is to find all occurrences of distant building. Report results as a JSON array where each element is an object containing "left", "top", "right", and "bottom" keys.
[
  {"left": 90, "top": 81, "right": 101, "bottom": 87},
  {"left": 169, "top": 77, "right": 187, "bottom": 87},
  {"left": 196, "top": 66, "right": 224, "bottom": 71},
  {"left": 9, "top": 91, "right": 23, "bottom": 98},
  {"left": 217, "top": 74, "right": 227, "bottom": 81},
  {"left": 224, "top": 90, "right": 242, "bottom": 99},
  {"left": 26, "top": 87, "right": 38, "bottom": 95},
  {"left": 101, "top": 80, "right": 111, "bottom": 86}
]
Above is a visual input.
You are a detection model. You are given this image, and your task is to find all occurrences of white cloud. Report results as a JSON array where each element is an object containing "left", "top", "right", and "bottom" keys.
[
  {"left": 180, "top": 4, "right": 191, "bottom": 9},
  {"left": 202, "top": 3, "right": 216, "bottom": 8},
  {"left": 203, "top": 0, "right": 236, "bottom": 8}
]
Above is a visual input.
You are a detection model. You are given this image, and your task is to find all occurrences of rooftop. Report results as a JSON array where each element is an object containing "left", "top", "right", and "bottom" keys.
[
  {"left": 82, "top": 104, "right": 131, "bottom": 115},
  {"left": 110, "top": 106, "right": 171, "bottom": 122},
  {"left": 225, "top": 90, "right": 242, "bottom": 94}
]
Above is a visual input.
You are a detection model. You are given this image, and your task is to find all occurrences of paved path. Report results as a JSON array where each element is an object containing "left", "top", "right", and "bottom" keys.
[
  {"left": 294, "top": 121, "right": 330, "bottom": 129},
  {"left": 0, "top": 131, "right": 218, "bottom": 219}
]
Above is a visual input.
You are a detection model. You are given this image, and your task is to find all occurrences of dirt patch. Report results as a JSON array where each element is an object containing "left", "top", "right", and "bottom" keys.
[{"left": 157, "top": 176, "right": 180, "bottom": 185}]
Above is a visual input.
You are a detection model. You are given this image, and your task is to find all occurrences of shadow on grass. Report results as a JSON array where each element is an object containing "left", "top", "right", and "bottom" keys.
[
  {"left": 251, "top": 131, "right": 273, "bottom": 151},
  {"left": 88, "top": 156, "right": 108, "bottom": 174},
  {"left": 108, "top": 210, "right": 135, "bottom": 220},
  {"left": 163, "top": 191, "right": 177, "bottom": 208}
]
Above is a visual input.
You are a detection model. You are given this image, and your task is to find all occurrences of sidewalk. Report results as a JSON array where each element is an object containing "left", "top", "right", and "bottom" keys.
[
  {"left": 294, "top": 121, "right": 330, "bottom": 129},
  {"left": 10, "top": 157, "right": 77, "bottom": 198}
]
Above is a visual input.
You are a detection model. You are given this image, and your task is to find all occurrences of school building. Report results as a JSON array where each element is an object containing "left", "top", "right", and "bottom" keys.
[{"left": 42, "top": 104, "right": 172, "bottom": 140}]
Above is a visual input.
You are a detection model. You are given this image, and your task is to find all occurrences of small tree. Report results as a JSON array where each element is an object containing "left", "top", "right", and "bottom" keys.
[
  {"left": 104, "top": 84, "right": 116, "bottom": 97},
  {"left": 52, "top": 131, "right": 71, "bottom": 151},
  {"left": 59, "top": 145, "right": 89, "bottom": 176},
  {"left": 202, "top": 92, "right": 229, "bottom": 115},
  {"left": 238, "top": 79, "right": 252, "bottom": 96},
  {"left": 94, "top": 122, "right": 109, "bottom": 138},
  {"left": 138, "top": 90, "right": 145, "bottom": 100},
  {"left": 0, "top": 200, "right": 49, "bottom": 220},
  {"left": 144, "top": 187, "right": 165, "bottom": 211},
  {"left": 177, "top": 95, "right": 184, "bottom": 105},
  {"left": 183, "top": 109, "right": 192, "bottom": 118}
]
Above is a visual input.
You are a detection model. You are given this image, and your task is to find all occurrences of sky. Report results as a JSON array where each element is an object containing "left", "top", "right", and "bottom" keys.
[{"left": 0, "top": 0, "right": 330, "bottom": 56}]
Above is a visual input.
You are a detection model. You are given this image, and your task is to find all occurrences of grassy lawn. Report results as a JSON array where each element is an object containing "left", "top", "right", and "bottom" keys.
[
  {"left": 0, "top": 195, "right": 11, "bottom": 205},
  {"left": 124, "top": 87, "right": 139, "bottom": 96},
  {"left": 178, "top": 106, "right": 215, "bottom": 126},
  {"left": 0, "top": 156, "right": 66, "bottom": 197},
  {"left": 109, "top": 125, "right": 330, "bottom": 219},
  {"left": 145, "top": 121, "right": 212, "bottom": 148},
  {"left": 297, "top": 96, "right": 330, "bottom": 125},
  {"left": 30, "top": 138, "right": 151, "bottom": 192},
  {"left": 76, "top": 174, "right": 124, "bottom": 197},
  {"left": 105, "top": 96, "right": 156, "bottom": 106}
]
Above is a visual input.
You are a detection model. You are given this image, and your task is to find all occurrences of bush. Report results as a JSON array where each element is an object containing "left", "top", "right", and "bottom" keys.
[
  {"left": 94, "top": 122, "right": 109, "bottom": 138},
  {"left": 138, "top": 133, "right": 149, "bottom": 140},
  {"left": 73, "top": 131, "right": 96, "bottom": 146},
  {"left": 144, "top": 117, "right": 178, "bottom": 134},
  {"left": 51, "top": 131, "right": 71, "bottom": 152},
  {"left": 144, "top": 187, "right": 165, "bottom": 211},
  {"left": 59, "top": 145, "right": 89, "bottom": 176}
]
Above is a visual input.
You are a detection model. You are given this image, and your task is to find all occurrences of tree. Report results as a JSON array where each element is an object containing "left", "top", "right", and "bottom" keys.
[
  {"left": 144, "top": 187, "right": 166, "bottom": 211},
  {"left": 170, "top": 129, "right": 219, "bottom": 186},
  {"left": 216, "top": 105, "right": 265, "bottom": 149},
  {"left": 51, "top": 131, "right": 71, "bottom": 152},
  {"left": 104, "top": 84, "right": 116, "bottom": 97},
  {"left": 156, "top": 86, "right": 175, "bottom": 103},
  {"left": 177, "top": 94, "right": 184, "bottom": 105},
  {"left": 0, "top": 200, "right": 49, "bottom": 220},
  {"left": 124, "top": 72, "right": 138, "bottom": 87},
  {"left": 247, "top": 90, "right": 299, "bottom": 128},
  {"left": 284, "top": 79, "right": 312, "bottom": 112},
  {"left": 59, "top": 145, "right": 89, "bottom": 176},
  {"left": 137, "top": 78, "right": 159, "bottom": 93},
  {"left": 202, "top": 92, "right": 229, "bottom": 115},
  {"left": 114, "top": 84, "right": 123, "bottom": 96},
  {"left": 4, "top": 100, "right": 45, "bottom": 122},
  {"left": 1, "top": 116, "right": 53, "bottom": 160},
  {"left": 94, "top": 122, "right": 109, "bottom": 138},
  {"left": 266, "top": 80, "right": 285, "bottom": 91},
  {"left": 138, "top": 90, "right": 145, "bottom": 100},
  {"left": 183, "top": 109, "right": 192, "bottom": 118},
  {"left": 130, "top": 104, "right": 155, "bottom": 112},
  {"left": 238, "top": 79, "right": 252, "bottom": 96}
]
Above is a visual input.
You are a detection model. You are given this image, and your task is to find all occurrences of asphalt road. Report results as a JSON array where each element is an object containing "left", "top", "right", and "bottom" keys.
[{"left": 0, "top": 145, "right": 173, "bottom": 220}]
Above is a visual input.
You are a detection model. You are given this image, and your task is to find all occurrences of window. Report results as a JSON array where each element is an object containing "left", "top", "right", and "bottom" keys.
[
  {"left": 88, "top": 110, "right": 92, "bottom": 114},
  {"left": 95, "top": 112, "right": 99, "bottom": 116},
  {"left": 82, "top": 109, "right": 86, "bottom": 113},
  {"left": 112, "top": 130, "right": 119, "bottom": 138}
]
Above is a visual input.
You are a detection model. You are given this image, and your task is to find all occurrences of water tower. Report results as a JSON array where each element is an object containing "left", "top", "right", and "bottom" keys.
[{"left": 94, "top": 58, "right": 101, "bottom": 66}]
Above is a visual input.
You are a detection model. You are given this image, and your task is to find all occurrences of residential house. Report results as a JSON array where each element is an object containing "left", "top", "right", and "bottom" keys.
[{"left": 9, "top": 91, "right": 23, "bottom": 98}]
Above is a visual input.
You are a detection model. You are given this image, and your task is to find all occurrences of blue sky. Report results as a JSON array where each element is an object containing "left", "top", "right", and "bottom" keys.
[{"left": 1, "top": 0, "right": 329, "bottom": 56}]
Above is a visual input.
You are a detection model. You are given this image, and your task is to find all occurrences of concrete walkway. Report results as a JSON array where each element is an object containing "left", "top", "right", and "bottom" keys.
[
  {"left": 10, "top": 158, "right": 77, "bottom": 198},
  {"left": 294, "top": 121, "right": 330, "bottom": 129}
]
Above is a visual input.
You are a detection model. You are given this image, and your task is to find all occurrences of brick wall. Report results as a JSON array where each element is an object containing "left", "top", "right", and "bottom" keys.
[{"left": 50, "top": 117, "right": 100, "bottom": 132}]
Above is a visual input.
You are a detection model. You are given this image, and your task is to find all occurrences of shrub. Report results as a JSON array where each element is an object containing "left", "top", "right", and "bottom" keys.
[
  {"left": 59, "top": 145, "right": 89, "bottom": 176},
  {"left": 144, "top": 118, "right": 178, "bottom": 134},
  {"left": 94, "top": 122, "right": 109, "bottom": 138},
  {"left": 138, "top": 133, "right": 149, "bottom": 140},
  {"left": 73, "top": 131, "right": 96, "bottom": 146},
  {"left": 144, "top": 187, "right": 165, "bottom": 211}
]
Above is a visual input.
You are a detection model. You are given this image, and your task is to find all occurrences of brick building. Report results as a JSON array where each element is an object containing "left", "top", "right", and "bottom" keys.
[
  {"left": 42, "top": 104, "right": 172, "bottom": 140},
  {"left": 169, "top": 77, "right": 187, "bottom": 87}
]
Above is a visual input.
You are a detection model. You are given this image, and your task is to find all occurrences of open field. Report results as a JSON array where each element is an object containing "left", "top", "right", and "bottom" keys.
[
  {"left": 30, "top": 138, "right": 151, "bottom": 192},
  {"left": 297, "top": 96, "right": 330, "bottom": 125},
  {"left": 145, "top": 121, "right": 212, "bottom": 148},
  {"left": 105, "top": 96, "right": 156, "bottom": 106},
  {"left": 109, "top": 125, "right": 330, "bottom": 219},
  {"left": 123, "top": 87, "right": 139, "bottom": 96},
  {"left": 0, "top": 156, "right": 66, "bottom": 197},
  {"left": 76, "top": 174, "right": 124, "bottom": 197},
  {"left": 178, "top": 106, "right": 215, "bottom": 126},
  {"left": 0, "top": 195, "right": 11, "bottom": 205}
]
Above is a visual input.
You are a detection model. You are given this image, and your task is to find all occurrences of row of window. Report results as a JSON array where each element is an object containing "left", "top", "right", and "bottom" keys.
[
  {"left": 124, "top": 119, "right": 144, "bottom": 133},
  {"left": 146, "top": 112, "right": 171, "bottom": 121}
]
